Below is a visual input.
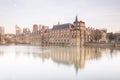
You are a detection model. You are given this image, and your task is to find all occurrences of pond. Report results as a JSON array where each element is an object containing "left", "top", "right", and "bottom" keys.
[{"left": 0, "top": 45, "right": 120, "bottom": 80}]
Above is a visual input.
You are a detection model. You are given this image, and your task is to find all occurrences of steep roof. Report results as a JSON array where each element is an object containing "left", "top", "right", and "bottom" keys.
[
  {"left": 114, "top": 33, "right": 120, "bottom": 36},
  {"left": 52, "top": 23, "right": 73, "bottom": 30}
]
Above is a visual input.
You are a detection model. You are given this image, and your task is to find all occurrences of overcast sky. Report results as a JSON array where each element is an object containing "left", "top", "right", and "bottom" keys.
[{"left": 0, "top": 0, "right": 120, "bottom": 33}]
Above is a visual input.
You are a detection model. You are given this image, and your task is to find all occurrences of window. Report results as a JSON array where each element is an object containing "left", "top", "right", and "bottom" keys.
[{"left": 75, "top": 35, "right": 76, "bottom": 38}]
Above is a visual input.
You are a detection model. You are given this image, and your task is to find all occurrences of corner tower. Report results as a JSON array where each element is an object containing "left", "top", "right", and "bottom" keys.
[{"left": 72, "top": 16, "right": 86, "bottom": 46}]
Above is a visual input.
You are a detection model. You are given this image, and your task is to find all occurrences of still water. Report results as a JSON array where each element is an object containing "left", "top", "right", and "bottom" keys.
[{"left": 0, "top": 45, "right": 120, "bottom": 80}]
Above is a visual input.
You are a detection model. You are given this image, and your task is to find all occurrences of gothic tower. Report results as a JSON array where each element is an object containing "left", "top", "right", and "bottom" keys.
[{"left": 73, "top": 16, "right": 86, "bottom": 46}]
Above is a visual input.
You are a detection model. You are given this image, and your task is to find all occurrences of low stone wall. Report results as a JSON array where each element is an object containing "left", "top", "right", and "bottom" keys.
[
  {"left": 115, "top": 43, "right": 120, "bottom": 47},
  {"left": 85, "top": 43, "right": 117, "bottom": 48}
]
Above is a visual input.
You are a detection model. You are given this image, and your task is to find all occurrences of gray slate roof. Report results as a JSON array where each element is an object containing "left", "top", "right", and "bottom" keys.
[{"left": 52, "top": 23, "right": 73, "bottom": 30}]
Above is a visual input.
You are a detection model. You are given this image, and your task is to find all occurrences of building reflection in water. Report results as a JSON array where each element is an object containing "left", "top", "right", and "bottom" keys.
[
  {"left": 39, "top": 46, "right": 120, "bottom": 72},
  {"left": 45, "top": 46, "right": 103, "bottom": 72},
  {"left": 37, "top": 46, "right": 107, "bottom": 72},
  {"left": 0, "top": 45, "right": 120, "bottom": 72}
]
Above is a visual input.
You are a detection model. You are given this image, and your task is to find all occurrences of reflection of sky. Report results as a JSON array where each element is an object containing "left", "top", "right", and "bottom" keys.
[
  {"left": 0, "top": 45, "right": 120, "bottom": 80},
  {"left": 0, "top": 0, "right": 120, "bottom": 33}
]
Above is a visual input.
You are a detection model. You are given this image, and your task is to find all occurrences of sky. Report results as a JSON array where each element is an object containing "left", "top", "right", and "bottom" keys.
[{"left": 0, "top": 0, "right": 120, "bottom": 34}]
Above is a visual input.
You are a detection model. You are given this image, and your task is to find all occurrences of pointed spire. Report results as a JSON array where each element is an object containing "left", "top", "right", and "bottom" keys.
[
  {"left": 75, "top": 16, "right": 78, "bottom": 22},
  {"left": 58, "top": 21, "right": 60, "bottom": 25}
]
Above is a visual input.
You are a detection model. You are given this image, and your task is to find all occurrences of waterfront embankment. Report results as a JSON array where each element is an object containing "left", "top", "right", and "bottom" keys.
[{"left": 85, "top": 43, "right": 120, "bottom": 48}]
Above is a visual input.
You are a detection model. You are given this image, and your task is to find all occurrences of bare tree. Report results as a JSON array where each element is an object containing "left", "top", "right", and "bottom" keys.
[
  {"left": 94, "top": 29, "right": 102, "bottom": 42},
  {"left": 108, "top": 32, "right": 115, "bottom": 42}
]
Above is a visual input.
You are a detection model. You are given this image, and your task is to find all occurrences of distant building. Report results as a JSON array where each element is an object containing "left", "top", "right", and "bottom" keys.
[
  {"left": 0, "top": 26, "right": 5, "bottom": 43},
  {"left": 4, "top": 34, "right": 16, "bottom": 43},
  {"left": 15, "top": 25, "right": 22, "bottom": 35},
  {"left": 23, "top": 28, "right": 31, "bottom": 34},
  {"left": 31, "top": 24, "right": 49, "bottom": 45},
  {"left": 0, "top": 26, "right": 5, "bottom": 35},
  {"left": 33, "top": 24, "right": 39, "bottom": 32},
  {"left": 114, "top": 33, "right": 120, "bottom": 43},
  {"left": 99, "top": 29, "right": 107, "bottom": 43},
  {"left": 39, "top": 25, "right": 42, "bottom": 31}
]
